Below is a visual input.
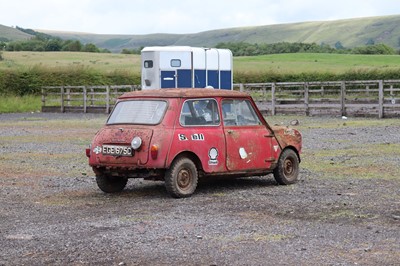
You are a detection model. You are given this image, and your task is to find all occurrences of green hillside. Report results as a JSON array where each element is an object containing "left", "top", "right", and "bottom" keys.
[
  {"left": 37, "top": 15, "right": 400, "bottom": 52},
  {"left": 2, "top": 15, "right": 400, "bottom": 52},
  {"left": 179, "top": 15, "right": 400, "bottom": 49},
  {"left": 0, "top": 24, "right": 33, "bottom": 41}
]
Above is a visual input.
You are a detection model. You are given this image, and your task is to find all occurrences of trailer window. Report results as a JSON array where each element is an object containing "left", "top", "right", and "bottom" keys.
[
  {"left": 171, "top": 59, "right": 181, "bottom": 67},
  {"left": 144, "top": 60, "right": 153, "bottom": 68}
]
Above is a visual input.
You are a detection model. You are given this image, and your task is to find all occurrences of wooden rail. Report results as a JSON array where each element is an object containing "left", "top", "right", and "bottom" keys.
[
  {"left": 41, "top": 80, "right": 400, "bottom": 118},
  {"left": 235, "top": 80, "right": 400, "bottom": 118},
  {"left": 41, "top": 85, "right": 140, "bottom": 113}
]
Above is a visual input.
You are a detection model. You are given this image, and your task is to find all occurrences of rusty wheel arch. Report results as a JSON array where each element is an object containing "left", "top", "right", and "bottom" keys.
[
  {"left": 281, "top": 146, "right": 301, "bottom": 163},
  {"left": 168, "top": 151, "right": 204, "bottom": 173}
]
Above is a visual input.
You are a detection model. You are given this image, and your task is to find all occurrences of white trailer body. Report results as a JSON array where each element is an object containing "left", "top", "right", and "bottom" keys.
[{"left": 141, "top": 46, "right": 233, "bottom": 90}]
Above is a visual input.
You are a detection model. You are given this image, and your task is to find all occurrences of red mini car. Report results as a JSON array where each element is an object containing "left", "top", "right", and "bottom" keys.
[{"left": 86, "top": 89, "right": 302, "bottom": 198}]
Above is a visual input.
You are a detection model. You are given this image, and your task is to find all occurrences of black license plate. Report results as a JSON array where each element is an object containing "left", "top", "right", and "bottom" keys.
[{"left": 102, "top": 145, "right": 133, "bottom": 157}]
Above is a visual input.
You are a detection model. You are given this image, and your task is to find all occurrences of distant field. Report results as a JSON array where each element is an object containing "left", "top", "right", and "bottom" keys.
[
  {"left": 0, "top": 52, "right": 142, "bottom": 73},
  {"left": 233, "top": 53, "right": 400, "bottom": 74},
  {"left": 1, "top": 51, "right": 400, "bottom": 75}
]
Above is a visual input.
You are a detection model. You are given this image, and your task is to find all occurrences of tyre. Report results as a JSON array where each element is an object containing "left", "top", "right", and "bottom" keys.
[
  {"left": 273, "top": 149, "right": 299, "bottom": 185},
  {"left": 165, "top": 157, "right": 198, "bottom": 198},
  {"left": 96, "top": 174, "right": 127, "bottom": 193}
]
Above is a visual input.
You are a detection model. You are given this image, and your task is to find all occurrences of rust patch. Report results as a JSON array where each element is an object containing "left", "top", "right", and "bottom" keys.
[{"left": 271, "top": 125, "right": 302, "bottom": 153}]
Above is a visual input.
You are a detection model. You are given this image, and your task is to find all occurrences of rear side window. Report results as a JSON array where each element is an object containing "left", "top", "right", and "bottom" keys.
[
  {"left": 180, "top": 99, "right": 220, "bottom": 126},
  {"left": 107, "top": 100, "right": 167, "bottom": 125}
]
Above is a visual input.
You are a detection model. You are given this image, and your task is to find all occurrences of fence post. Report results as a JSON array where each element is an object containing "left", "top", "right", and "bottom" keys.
[
  {"left": 41, "top": 88, "right": 46, "bottom": 107},
  {"left": 271, "top": 83, "right": 276, "bottom": 116},
  {"left": 83, "top": 86, "right": 87, "bottom": 113},
  {"left": 304, "top": 82, "right": 309, "bottom": 116},
  {"left": 66, "top": 87, "right": 71, "bottom": 106},
  {"left": 340, "top": 81, "right": 346, "bottom": 116},
  {"left": 60, "top": 86, "right": 65, "bottom": 113},
  {"left": 90, "top": 87, "right": 94, "bottom": 106},
  {"left": 106, "top": 86, "right": 110, "bottom": 113},
  {"left": 239, "top": 83, "right": 244, "bottom": 92},
  {"left": 378, "top": 80, "right": 384, "bottom": 119}
]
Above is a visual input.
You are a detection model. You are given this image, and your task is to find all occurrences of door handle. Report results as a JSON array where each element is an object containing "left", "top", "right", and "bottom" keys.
[{"left": 227, "top": 130, "right": 234, "bottom": 134}]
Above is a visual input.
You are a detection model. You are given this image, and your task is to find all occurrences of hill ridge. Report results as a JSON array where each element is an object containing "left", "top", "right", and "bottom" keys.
[{"left": 1, "top": 14, "right": 400, "bottom": 52}]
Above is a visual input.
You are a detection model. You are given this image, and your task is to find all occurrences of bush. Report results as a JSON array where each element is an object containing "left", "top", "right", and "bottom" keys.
[
  {"left": 351, "top": 44, "right": 396, "bottom": 55},
  {"left": 0, "top": 66, "right": 140, "bottom": 96},
  {"left": 232, "top": 69, "right": 400, "bottom": 84}
]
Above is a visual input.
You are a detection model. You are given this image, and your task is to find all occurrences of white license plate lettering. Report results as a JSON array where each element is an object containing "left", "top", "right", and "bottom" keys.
[{"left": 102, "top": 145, "right": 133, "bottom": 156}]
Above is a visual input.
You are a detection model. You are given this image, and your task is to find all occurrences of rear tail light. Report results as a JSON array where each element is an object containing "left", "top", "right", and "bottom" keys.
[{"left": 150, "top": 145, "right": 158, "bottom": 159}]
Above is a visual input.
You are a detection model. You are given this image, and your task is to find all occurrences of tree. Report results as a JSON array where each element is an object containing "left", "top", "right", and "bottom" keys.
[
  {"left": 366, "top": 38, "right": 375, "bottom": 46},
  {"left": 82, "top": 43, "right": 100, "bottom": 53},
  {"left": 335, "top": 41, "right": 344, "bottom": 50},
  {"left": 351, "top": 43, "right": 396, "bottom": 55},
  {"left": 45, "top": 39, "right": 62, "bottom": 51},
  {"left": 62, "top": 40, "right": 82, "bottom": 51}
]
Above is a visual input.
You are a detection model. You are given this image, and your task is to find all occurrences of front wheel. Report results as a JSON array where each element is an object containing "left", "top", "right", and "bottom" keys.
[
  {"left": 165, "top": 157, "right": 198, "bottom": 198},
  {"left": 273, "top": 149, "right": 299, "bottom": 185},
  {"left": 96, "top": 174, "right": 127, "bottom": 193}
]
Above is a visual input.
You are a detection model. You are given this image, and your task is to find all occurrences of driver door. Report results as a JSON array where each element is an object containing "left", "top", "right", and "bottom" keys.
[{"left": 222, "top": 99, "right": 274, "bottom": 171}]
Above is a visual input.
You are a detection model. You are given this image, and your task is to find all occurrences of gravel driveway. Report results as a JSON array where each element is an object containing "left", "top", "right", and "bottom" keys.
[{"left": 0, "top": 112, "right": 399, "bottom": 265}]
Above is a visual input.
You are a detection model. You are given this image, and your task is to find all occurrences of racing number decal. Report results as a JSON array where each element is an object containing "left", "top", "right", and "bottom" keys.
[
  {"left": 191, "top": 133, "right": 204, "bottom": 141},
  {"left": 178, "top": 133, "right": 205, "bottom": 141},
  {"left": 178, "top": 134, "right": 188, "bottom": 141}
]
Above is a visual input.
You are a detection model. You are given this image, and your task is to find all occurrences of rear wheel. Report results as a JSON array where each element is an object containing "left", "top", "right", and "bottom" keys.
[
  {"left": 273, "top": 149, "right": 299, "bottom": 185},
  {"left": 96, "top": 174, "right": 127, "bottom": 193},
  {"left": 165, "top": 157, "right": 198, "bottom": 198}
]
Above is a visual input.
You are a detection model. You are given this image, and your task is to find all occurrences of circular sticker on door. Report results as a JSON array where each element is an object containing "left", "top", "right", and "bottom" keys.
[{"left": 208, "top": 147, "right": 218, "bottom": 165}]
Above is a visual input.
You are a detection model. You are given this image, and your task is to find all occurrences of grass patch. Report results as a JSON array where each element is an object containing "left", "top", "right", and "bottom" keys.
[
  {"left": 302, "top": 143, "right": 400, "bottom": 180},
  {"left": 0, "top": 94, "right": 42, "bottom": 113},
  {"left": 215, "top": 233, "right": 292, "bottom": 243}
]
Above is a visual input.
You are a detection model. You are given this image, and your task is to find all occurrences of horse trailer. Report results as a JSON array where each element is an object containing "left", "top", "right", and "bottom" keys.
[{"left": 141, "top": 46, "right": 233, "bottom": 90}]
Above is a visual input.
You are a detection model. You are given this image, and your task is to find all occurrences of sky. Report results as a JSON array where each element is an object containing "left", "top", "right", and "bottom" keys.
[{"left": 2, "top": 0, "right": 400, "bottom": 35}]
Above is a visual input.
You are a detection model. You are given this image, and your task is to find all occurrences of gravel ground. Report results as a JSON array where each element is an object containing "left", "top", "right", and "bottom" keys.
[{"left": 0, "top": 112, "right": 399, "bottom": 266}]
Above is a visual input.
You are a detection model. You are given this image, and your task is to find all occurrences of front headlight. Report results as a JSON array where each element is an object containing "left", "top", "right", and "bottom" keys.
[{"left": 131, "top": 136, "right": 142, "bottom": 150}]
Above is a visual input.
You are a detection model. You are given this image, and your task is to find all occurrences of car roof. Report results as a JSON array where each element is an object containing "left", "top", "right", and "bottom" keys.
[{"left": 119, "top": 88, "right": 250, "bottom": 99}]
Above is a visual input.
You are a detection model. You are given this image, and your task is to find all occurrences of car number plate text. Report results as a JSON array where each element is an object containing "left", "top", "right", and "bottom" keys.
[{"left": 102, "top": 145, "right": 133, "bottom": 157}]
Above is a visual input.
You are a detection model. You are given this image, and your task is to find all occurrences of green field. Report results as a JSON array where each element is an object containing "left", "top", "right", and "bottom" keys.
[
  {"left": 1, "top": 51, "right": 400, "bottom": 75},
  {"left": 0, "top": 51, "right": 142, "bottom": 73},
  {"left": 234, "top": 53, "right": 400, "bottom": 74}
]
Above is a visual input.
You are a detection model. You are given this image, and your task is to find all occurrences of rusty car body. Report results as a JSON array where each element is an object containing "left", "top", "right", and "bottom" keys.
[{"left": 86, "top": 88, "right": 302, "bottom": 198}]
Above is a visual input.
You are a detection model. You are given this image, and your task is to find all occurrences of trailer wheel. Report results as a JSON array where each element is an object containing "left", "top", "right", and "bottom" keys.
[
  {"left": 165, "top": 157, "right": 198, "bottom": 198},
  {"left": 273, "top": 149, "right": 299, "bottom": 185},
  {"left": 96, "top": 174, "right": 127, "bottom": 193}
]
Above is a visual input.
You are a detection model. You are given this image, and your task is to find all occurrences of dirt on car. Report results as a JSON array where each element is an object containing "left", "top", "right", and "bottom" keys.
[{"left": 0, "top": 112, "right": 399, "bottom": 265}]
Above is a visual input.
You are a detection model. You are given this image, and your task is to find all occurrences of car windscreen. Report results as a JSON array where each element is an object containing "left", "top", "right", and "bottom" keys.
[{"left": 107, "top": 100, "right": 167, "bottom": 125}]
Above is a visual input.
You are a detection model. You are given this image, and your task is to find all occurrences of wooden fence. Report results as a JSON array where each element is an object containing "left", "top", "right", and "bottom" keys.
[
  {"left": 41, "top": 80, "right": 400, "bottom": 118},
  {"left": 41, "top": 85, "right": 140, "bottom": 113}
]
